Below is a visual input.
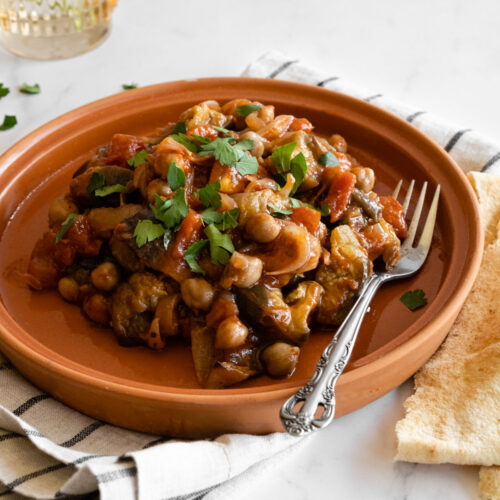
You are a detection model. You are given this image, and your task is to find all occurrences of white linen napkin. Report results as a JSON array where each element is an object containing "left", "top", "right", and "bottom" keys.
[{"left": 1, "top": 51, "right": 499, "bottom": 500}]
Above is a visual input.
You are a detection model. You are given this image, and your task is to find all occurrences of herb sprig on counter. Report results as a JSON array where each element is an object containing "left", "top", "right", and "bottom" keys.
[{"left": 20, "top": 83, "right": 41, "bottom": 94}]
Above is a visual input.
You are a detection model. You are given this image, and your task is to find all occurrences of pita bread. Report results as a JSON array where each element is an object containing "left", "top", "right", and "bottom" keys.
[
  {"left": 480, "top": 466, "right": 500, "bottom": 500},
  {"left": 395, "top": 173, "right": 500, "bottom": 470}
]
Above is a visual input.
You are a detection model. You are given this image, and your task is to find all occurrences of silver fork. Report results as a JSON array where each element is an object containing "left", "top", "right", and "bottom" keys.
[{"left": 280, "top": 180, "right": 440, "bottom": 436}]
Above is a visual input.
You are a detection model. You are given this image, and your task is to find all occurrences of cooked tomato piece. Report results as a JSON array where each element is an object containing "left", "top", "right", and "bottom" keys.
[
  {"left": 379, "top": 196, "right": 407, "bottom": 238},
  {"left": 27, "top": 232, "right": 60, "bottom": 289},
  {"left": 64, "top": 215, "right": 102, "bottom": 257},
  {"left": 324, "top": 169, "right": 356, "bottom": 222},
  {"left": 186, "top": 125, "right": 219, "bottom": 142},
  {"left": 106, "top": 134, "right": 144, "bottom": 166},
  {"left": 289, "top": 117, "right": 314, "bottom": 133},
  {"left": 206, "top": 293, "right": 239, "bottom": 329},
  {"left": 290, "top": 206, "right": 321, "bottom": 238}
]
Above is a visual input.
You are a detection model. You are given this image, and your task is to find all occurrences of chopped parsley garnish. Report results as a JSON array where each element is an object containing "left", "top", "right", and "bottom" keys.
[
  {"left": 268, "top": 204, "right": 293, "bottom": 219},
  {"left": 19, "top": 83, "right": 40, "bottom": 94},
  {"left": 171, "top": 133, "right": 198, "bottom": 153},
  {"left": 319, "top": 203, "right": 330, "bottom": 216},
  {"left": 127, "top": 149, "right": 148, "bottom": 167},
  {"left": 271, "top": 142, "right": 297, "bottom": 173},
  {"left": 204, "top": 223, "right": 235, "bottom": 265},
  {"left": 319, "top": 151, "right": 340, "bottom": 167},
  {"left": 270, "top": 142, "right": 307, "bottom": 195},
  {"left": 133, "top": 220, "right": 166, "bottom": 248},
  {"left": 199, "top": 137, "right": 258, "bottom": 176},
  {"left": 173, "top": 121, "right": 187, "bottom": 134},
  {"left": 211, "top": 125, "right": 230, "bottom": 135},
  {"left": 195, "top": 181, "right": 221, "bottom": 208},
  {"left": 122, "top": 83, "right": 139, "bottom": 90},
  {"left": 201, "top": 207, "right": 239, "bottom": 230},
  {"left": 0, "top": 83, "right": 9, "bottom": 99},
  {"left": 185, "top": 240, "right": 209, "bottom": 274},
  {"left": 151, "top": 190, "right": 189, "bottom": 229},
  {"left": 167, "top": 162, "right": 186, "bottom": 190},
  {"left": 235, "top": 104, "right": 262, "bottom": 117},
  {"left": 0, "top": 115, "right": 17, "bottom": 131},
  {"left": 86, "top": 172, "right": 105, "bottom": 194},
  {"left": 290, "top": 198, "right": 301, "bottom": 208},
  {"left": 191, "top": 134, "right": 211, "bottom": 144},
  {"left": 54, "top": 213, "right": 77, "bottom": 243},
  {"left": 94, "top": 184, "right": 128, "bottom": 197},
  {"left": 400, "top": 289, "right": 427, "bottom": 311},
  {"left": 289, "top": 153, "right": 307, "bottom": 195}
]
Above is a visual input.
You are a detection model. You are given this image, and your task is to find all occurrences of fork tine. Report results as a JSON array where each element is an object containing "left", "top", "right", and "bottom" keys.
[
  {"left": 392, "top": 179, "right": 403, "bottom": 200},
  {"left": 403, "top": 181, "right": 427, "bottom": 248},
  {"left": 416, "top": 185, "right": 440, "bottom": 253},
  {"left": 401, "top": 179, "right": 415, "bottom": 215}
]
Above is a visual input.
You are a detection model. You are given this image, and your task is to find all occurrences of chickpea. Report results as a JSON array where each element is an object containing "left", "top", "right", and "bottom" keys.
[
  {"left": 220, "top": 252, "right": 263, "bottom": 289},
  {"left": 57, "top": 276, "right": 80, "bottom": 303},
  {"left": 246, "top": 213, "right": 281, "bottom": 243},
  {"left": 239, "top": 131, "right": 265, "bottom": 157},
  {"left": 82, "top": 294, "right": 111, "bottom": 325},
  {"left": 48, "top": 198, "right": 78, "bottom": 227},
  {"left": 328, "top": 134, "right": 348, "bottom": 154},
  {"left": 215, "top": 316, "right": 249, "bottom": 349},
  {"left": 90, "top": 262, "right": 119, "bottom": 292},
  {"left": 181, "top": 278, "right": 215, "bottom": 311},
  {"left": 146, "top": 179, "right": 172, "bottom": 204},
  {"left": 261, "top": 342, "right": 300, "bottom": 378},
  {"left": 351, "top": 166, "right": 375, "bottom": 193}
]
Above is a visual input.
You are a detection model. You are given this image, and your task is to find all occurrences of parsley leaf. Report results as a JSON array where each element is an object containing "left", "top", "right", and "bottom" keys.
[
  {"left": 19, "top": 83, "right": 40, "bottom": 94},
  {"left": 271, "top": 142, "right": 297, "bottom": 173},
  {"left": 204, "top": 224, "right": 235, "bottom": 265},
  {"left": 54, "top": 213, "right": 77, "bottom": 243},
  {"left": 185, "top": 240, "right": 209, "bottom": 274},
  {"left": 201, "top": 208, "right": 239, "bottom": 230},
  {"left": 0, "top": 115, "right": 17, "bottom": 131},
  {"left": 212, "top": 125, "right": 230, "bottom": 135},
  {"left": 122, "top": 83, "right": 138, "bottom": 90},
  {"left": 94, "top": 184, "right": 128, "bottom": 197},
  {"left": 235, "top": 104, "right": 262, "bottom": 117},
  {"left": 290, "top": 198, "right": 301, "bottom": 208},
  {"left": 167, "top": 162, "right": 186, "bottom": 190},
  {"left": 86, "top": 172, "right": 105, "bottom": 194},
  {"left": 268, "top": 204, "right": 293, "bottom": 219},
  {"left": 199, "top": 137, "right": 258, "bottom": 175},
  {"left": 400, "top": 289, "right": 427, "bottom": 311},
  {"left": 151, "top": 189, "right": 189, "bottom": 229},
  {"left": 191, "top": 134, "right": 211, "bottom": 145},
  {"left": 234, "top": 139, "right": 254, "bottom": 151},
  {"left": 319, "top": 152, "right": 340, "bottom": 167},
  {"left": 127, "top": 149, "right": 148, "bottom": 167},
  {"left": 195, "top": 181, "right": 221, "bottom": 208},
  {"left": 173, "top": 121, "right": 187, "bottom": 134},
  {"left": 171, "top": 133, "right": 198, "bottom": 153},
  {"left": 290, "top": 152, "right": 307, "bottom": 195},
  {"left": 235, "top": 153, "right": 259, "bottom": 176},
  {"left": 0, "top": 83, "right": 9, "bottom": 99},
  {"left": 319, "top": 203, "right": 330, "bottom": 216},
  {"left": 133, "top": 220, "right": 166, "bottom": 248},
  {"left": 274, "top": 173, "right": 287, "bottom": 189}
]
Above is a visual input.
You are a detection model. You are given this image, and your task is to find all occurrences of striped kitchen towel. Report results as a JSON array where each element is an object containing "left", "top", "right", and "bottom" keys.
[{"left": 1, "top": 51, "right": 499, "bottom": 500}]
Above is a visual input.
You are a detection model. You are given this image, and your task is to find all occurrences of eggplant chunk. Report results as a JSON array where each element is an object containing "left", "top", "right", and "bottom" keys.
[
  {"left": 316, "top": 225, "right": 371, "bottom": 326},
  {"left": 111, "top": 272, "right": 167, "bottom": 346},
  {"left": 88, "top": 204, "right": 142, "bottom": 238}
]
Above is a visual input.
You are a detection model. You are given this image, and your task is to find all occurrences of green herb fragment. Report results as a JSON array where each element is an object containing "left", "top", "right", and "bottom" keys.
[
  {"left": 0, "top": 83, "right": 9, "bottom": 99},
  {"left": 185, "top": 240, "right": 209, "bottom": 274},
  {"left": 198, "top": 137, "right": 258, "bottom": 175},
  {"left": 290, "top": 198, "right": 301, "bottom": 208},
  {"left": 235, "top": 104, "right": 262, "bottom": 117},
  {"left": 235, "top": 153, "right": 259, "bottom": 176},
  {"left": 94, "top": 184, "right": 128, "bottom": 197},
  {"left": 0, "top": 115, "right": 17, "bottom": 131},
  {"left": 54, "top": 213, "right": 78, "bottom": 243},
  {"left": 204, "top": 224, "right": 235, "bottom": 265},
  {"left": 211, "top": 125, "right": 230, "bottom": 135},
  {"left": 171, "top": 133, "right": 198, "bottom": 153},
  {"left": 127, "top": 149, "right": 148, "bottom": 167},
  {"left": 268, "top": 204, "right": 293, "bottom": 219},
  {"left": 271, "top": 142, "right": 297, "bottom": 173},
  {"left": 167, "top": 162, "right": 186, "bottom": 190},
  {"left": 191, "top": 134, "right": 211, "bottom": 144},
  {"left": 19, "top": 83, "right": 40, "bottom": 94},
  {"left": 133, "top": 220, "right": 166, "bottom": 248},
  {"left": 122, "top": 83, "right": 139, "bottom": 90},
  {"left": 319, "top": 203, "right": 330, "bottom": 216},
  {"left": 400, "top": 289, "right": 427, "bottom": 311},
  {"left": 274, "top": 173, "right": 287, "bottom": 189},
  {"left": 201, "top": 208, "right": 239, "bottom": 230},
  {"left": 319, "top": 152, "right": 340, "bottom": 167},
  {"left": 195, "top": 181, "right": 221, "bottom": 208},
  {"left": 151, "top": 189, "right": 189, "bottom": 229},
  {"left": 290, "top": 153, "right": 307, "bottom": 195},
  {"left": 234, "top": 139, "right": 254, "bottom": 151},
  {"left": 173, "top": 121, "right": 187, "bottom": 134},
  {"left": 86, "top": 172, "right": 106, "bottom": 194}
]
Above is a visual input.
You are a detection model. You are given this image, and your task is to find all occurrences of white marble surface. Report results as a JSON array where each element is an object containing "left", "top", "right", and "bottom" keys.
[{"left": 1, "top": 0, "right": 497, "bottom": 498}]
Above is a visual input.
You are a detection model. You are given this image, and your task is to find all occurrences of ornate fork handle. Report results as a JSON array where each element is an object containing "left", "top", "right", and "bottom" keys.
[{"left": 280, "top": 273, "right": 385, "bottom": 436}]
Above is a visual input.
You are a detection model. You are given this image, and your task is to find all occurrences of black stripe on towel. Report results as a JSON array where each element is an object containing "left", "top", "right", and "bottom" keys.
[
  {"left": 317, "top": 76, "right": 339, "bottom": 87},
  {"left": 267, "top": 60, "right": 298, "bottom": 79},
  {"left": 481, "top": 151, "right": 500, "bottom": 172},
  {"left": 13, "top": 394, "right": 51, "bottom": 416},
  {"left": 0, "top": 362, "right": 12, "bottom": 371},
  {"left": 96, "top": 467, "right": 137, "bottom": 484},
  {"left": 141, "top": 436, "right": 171, "bottom": 449},
  {"left": 406, "top": 110, "right": 426, "bottom": 123},
  {"left": 444, "top": 129, "right": 471, "bottom": 152},
  {"left": 59, "top": 421, "right": 105, "bottom": 448},
  {"left": 0, "top": 429, "right": 45, "bottom": 442},
  {"left": 364, "top": 94, "right": 383, "bottom": 102}
]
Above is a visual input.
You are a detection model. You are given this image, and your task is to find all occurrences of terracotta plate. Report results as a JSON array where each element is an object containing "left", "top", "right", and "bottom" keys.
[{"left": 0, "top": 78, "right": 483, "bottom": 437}]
